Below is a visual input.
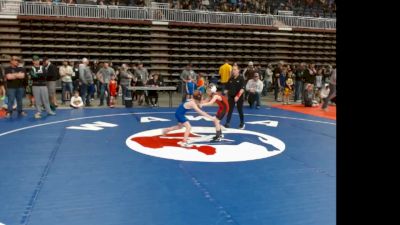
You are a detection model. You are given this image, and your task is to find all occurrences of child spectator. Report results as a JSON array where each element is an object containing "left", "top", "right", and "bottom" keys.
[
  {"left": 108, "top": 74, "right": 118, "bottom": 108},
  {"left": 70, "top": 90, "right": 84, "bottom": 109},
  {"left": 303, "top": 83, "right": 319, "bottom": 107},
  {"left": 283, "top": 72, "right": 294, "bottom": 105},
  {"left": 196, "top": 73, "right": 206, "bottom": 94},
  {"left": 186, "top": 75, "right": 196, "bottom": 99}
]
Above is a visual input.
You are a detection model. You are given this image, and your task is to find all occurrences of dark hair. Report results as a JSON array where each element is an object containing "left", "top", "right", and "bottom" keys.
[{"left": 193, "top": 90, "right": 202, "bottom": 101}]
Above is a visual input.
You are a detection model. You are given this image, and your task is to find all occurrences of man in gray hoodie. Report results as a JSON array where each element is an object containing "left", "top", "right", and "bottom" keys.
[{"left": 79, "top": 57, "right": 94, "bottom": 106}]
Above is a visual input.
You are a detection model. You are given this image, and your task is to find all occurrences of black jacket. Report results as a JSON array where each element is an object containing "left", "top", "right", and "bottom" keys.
[{"left": 45, "top": 63, "right": 59, "bottom": 81}]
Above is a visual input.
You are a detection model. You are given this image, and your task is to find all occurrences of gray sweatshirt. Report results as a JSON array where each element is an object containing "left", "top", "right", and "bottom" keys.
[
  {"left": 79, "top": 63, "right": 94, "bottom": 85},
  {"left": 119, "top": 70, "right": 133, "bottom": 87}
]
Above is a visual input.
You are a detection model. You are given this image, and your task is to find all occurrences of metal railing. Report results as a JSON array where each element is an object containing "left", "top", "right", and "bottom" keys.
[{"left": 0, "top": 0, "right": 336, "bottom": 30}]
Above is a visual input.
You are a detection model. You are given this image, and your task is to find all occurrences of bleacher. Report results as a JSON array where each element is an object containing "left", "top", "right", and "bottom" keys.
[{"left": 0, "top": 0, "right": 335, "bottom": 86}]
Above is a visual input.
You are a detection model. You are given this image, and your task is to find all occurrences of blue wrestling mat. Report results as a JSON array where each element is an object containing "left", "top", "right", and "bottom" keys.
[{"left": 0, "top": 107, "right": 336, "bottom": 225}]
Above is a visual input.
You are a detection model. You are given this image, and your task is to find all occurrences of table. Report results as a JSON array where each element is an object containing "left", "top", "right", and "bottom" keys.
[{"left": 127, "top": 86, "right": 177, "bottom": 107}]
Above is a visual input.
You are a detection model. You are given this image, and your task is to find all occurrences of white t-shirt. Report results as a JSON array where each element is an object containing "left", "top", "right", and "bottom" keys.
[
  {"left": 70, "top": 96, "right": 83, "bottom": 108},
  {"left": 59, "top": 65, "right": 73, "bottom": 83}
]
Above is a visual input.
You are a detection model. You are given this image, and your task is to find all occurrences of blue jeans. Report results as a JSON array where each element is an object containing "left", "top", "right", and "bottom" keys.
[
  {"left": 6, "top": 87, "right": 25, "bottom": 114},
  {"left": 99, "top": 83, "right": 110, "bottom": 105},
  {"left": 294, "top": 80, "right": 304, "bottom": 102},
  {"left": 62, "top": 81, "right": 73, "bottom": 103},
  {"left": 248, "top": 92, "right": 261, "bottom": 107},
  {"left": 80, "top": 83, "right": 91, "bottom": 106}
]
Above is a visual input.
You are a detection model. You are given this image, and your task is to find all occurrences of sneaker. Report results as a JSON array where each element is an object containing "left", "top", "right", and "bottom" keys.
[
  {"left": 34, "top": 112, "right": 41, "bottom": 119},
  {"left": 256, "top": 105, "right": 260, "bottom": 109},
  {"left": 5, "top": 112, "right": 11, "bottom": 118},
  {"left": 18, "top": 111, "right": 27, "bottom": 117},
  {"left": 239, "top": 123, "right": 245, "bottom": 129},
  {"left": 48, "top": 111, "right": 56, "bottom": 116},
  {"left": 224, "top": 123, "right": 230, "bottom": 128},
  {"left": 178, "top": 141, "right": 192, "bottom": 147},
  {"left": 211, "top": 135, "right": 222, "bottom": 142}
]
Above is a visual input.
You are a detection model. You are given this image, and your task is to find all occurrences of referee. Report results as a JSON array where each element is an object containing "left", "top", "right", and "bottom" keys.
[{"left": 224, "top": 65, "right": 245, "bottom": 129}]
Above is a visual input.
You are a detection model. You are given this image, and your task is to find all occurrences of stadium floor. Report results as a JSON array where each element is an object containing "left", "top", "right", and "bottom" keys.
[{"left": 0, "top": 105, "right": 336, "bottom": 225}]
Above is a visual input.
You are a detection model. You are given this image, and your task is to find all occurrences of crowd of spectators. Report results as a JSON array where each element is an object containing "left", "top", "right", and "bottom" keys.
[{"left": 24, "top": 0, "right": 336, "bottom": 18}]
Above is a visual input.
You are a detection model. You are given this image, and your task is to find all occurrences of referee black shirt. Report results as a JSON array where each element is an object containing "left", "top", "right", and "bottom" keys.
[{"left": 226, "top": 75, "right": 245, "bottom": 97}]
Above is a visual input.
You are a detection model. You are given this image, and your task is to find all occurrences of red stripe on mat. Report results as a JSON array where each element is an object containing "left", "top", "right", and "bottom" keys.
[{"left": 271, "top": 104, "right": 336, "bottom": 120}]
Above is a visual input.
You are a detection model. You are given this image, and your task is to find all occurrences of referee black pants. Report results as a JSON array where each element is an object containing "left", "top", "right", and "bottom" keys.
[{"left": 225, "top": 95, "right": 244, "bottom": 125}]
